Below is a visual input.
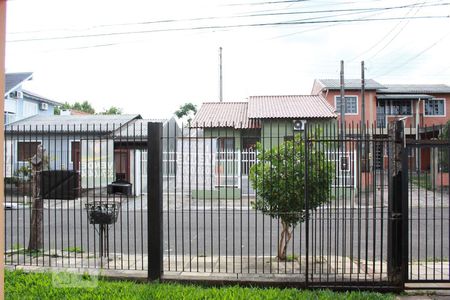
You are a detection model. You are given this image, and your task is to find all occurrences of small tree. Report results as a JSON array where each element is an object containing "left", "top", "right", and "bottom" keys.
[
  {"left": 249, "top": 133, "right": 334, "bottom": 260},
  {"left": 101, "top": 106, "right": 122, "bottom": 115},
  {"left": 54, "top": 102, "right": 71, "bottom": 115},
  {"left": 439, "top": 121, "right": 450, "bottom": 171},
  {"left": 54, "top": 101, "right": 95, "bottom": 115},
  {"left": 174, "top": 102, "right": 197, "bottom": 124}
]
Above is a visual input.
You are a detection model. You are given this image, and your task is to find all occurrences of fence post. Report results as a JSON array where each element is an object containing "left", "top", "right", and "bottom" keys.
[
  {"left": 387, "top": 120, "right": 407, "bottom": 287},
  {"left": 148, "top": 122, "right": 163, "bottom": 281}
]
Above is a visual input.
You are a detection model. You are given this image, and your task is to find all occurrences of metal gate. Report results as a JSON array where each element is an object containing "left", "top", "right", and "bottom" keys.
[{"left": 404, "top": 138, "right": 450, "bottom": 284}]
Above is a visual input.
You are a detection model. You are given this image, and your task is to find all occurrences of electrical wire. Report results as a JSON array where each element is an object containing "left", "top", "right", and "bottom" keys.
[
  {"left": 374, "top": 30, "right": 450, "bottom": 77},
  {"left": 7, "top": 14, "right": 450, "bottom": 43},
  {"left": 8, "top": 1, "right": 448, "bottom": 35},
  {"left": 347, "top": 4, "right": 418, "bottom": 63}
]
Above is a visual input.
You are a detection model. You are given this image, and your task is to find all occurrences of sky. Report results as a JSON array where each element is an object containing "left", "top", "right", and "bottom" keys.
[{"left": 4, "top": 0, "right": 450, "bottom": 119}]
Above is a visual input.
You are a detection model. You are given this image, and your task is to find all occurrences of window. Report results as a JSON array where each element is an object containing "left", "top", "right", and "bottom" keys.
[
  {"left": 376, "top": 100, "right": 411, "bottom": 115},
  {"left": 17, "top": 142, "right": 41, "bottom": 162},
  {"left": 217, "top": 138, "right": 234, "bottom": 152},
  {"left": 388, "top": 100, "right": 411, "bottom": 115},
  {"left": 242, "top": 137, "right": 259, "bottom": 151},
  {"left": 425, "top": 99, "right": 445, "bottom": 116},
  {"left": 335, "top": 96, "right": 358, "bottom": 114},
  {"left": 4, "top": 112, "right": 16, "bottom": 125},
  {"left": 22, "top": 101, "right": 38, "bottom": 118}
]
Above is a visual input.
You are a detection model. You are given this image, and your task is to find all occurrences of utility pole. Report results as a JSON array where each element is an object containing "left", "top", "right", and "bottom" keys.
[
  {"left": 361, "top": 61, "right": 367, "bottom": 172},
  {"left": 361, "top": 61, "right": 366, "bottom": 131},
  {"left": 340, "top": 60, "right": 346, "bottom": 139},
  {"left": 219, "top": 47, "right": 223, "bottom": 102}
]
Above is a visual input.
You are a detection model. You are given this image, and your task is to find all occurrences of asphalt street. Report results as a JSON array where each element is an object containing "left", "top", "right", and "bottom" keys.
[{"left": 4, "top": 204, "right": 449, "bottom": 262}]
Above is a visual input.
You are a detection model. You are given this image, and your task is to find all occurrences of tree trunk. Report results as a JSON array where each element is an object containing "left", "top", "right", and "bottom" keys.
[
  {"left": 277, "top": 221, "right": 292, "bottom": 260},
  {"left": 28, "top": 170, "right": 42, "bottom": 251},
  {"left": 28, "top": 198, "right": 43, "bottom": 250}
]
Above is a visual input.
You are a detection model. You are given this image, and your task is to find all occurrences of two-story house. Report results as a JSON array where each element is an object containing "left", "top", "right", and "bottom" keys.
[
  {"left": 312, "top": 79, "right": 450, "bottom": 170},
  {"left": 4, "top": 72, "right": 62, "bottom": 125}
]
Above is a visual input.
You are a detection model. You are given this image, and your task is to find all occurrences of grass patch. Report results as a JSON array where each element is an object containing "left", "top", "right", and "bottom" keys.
[
  {"left": 64, "top": 247, "right": 84, "bottom": 254},
  {"left": 286, "top": 254, "right": 299, "bottom": 262},
  {"left": 8, "top": 248, "right": 43, "bottom": 258},
  {"left": 5, "top": 270, "right": 395, "bottom": 300},
  {"left": 12, "top": 243, "right": 23, "bottom": 251},
  {"left": 411, "top": 173, "right": 434, "bottom": 191}
]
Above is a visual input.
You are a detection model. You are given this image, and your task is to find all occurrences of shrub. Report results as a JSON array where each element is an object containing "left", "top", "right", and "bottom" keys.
[{"left": 250, "top": 133, "right": 334, "bottom": 260}]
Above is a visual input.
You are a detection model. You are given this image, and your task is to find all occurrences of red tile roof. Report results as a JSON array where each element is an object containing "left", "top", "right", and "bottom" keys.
[
  {"left": 191, "top": 102, "right": 260, "bottom": 129},
  {"left": 248, "top": 95, "right": 336, "bottom": 119}
]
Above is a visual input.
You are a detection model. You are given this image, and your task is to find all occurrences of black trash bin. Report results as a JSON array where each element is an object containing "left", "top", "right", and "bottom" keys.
[
  {"left": 107, "top": 179, "right": 132, "bottom": 196},
  {"left": 40, "top": 170, "right": 80, "bottom": 199}
]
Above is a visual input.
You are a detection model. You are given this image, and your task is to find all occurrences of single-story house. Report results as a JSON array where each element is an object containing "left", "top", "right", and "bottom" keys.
[
  {"left": 186, "top": 95, "right": 338, "bottom": 189},
  {"left": 192, "top": 95, "right": 337, "bottom": 151},
  {"left": 4, "top": 114, "right": 180, "bottom": 196}
]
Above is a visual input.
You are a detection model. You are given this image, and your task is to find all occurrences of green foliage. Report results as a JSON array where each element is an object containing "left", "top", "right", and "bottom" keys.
[
  {"left": 8, "top": 248, "right": 43, "bottom": 257},
  {"left": 12, "top": 243, "right": 23, "bottom": 250},
  {"left": 285, "top": 254, "right": 299, "bottom": 262},
  {"left": 73, "top": 101, "right": 95, "bottom": 114},
  {"left": 54, "top": 101, "right": 95, "bottom": 115},
  {"left": 5, "top": 270, "right": 394, "bottom": 300},
  {"left": 250, "top": 133, "right": 334, "bottom": 227},
  {"left": 64, "top": 246, "right": 84, "bottom": 253},
  {"left": 16, "top": 165, "right": 32, "bottom": 178},
  {"left": 14, "top": 165, "right": 32, "bottom": 183},
  {"left": 54, "top": 102, "right": 72, "bottom": 115},
  {"left": 174, "top": 102, "right": 197, "bottom": 123},
  {"left": 54, "top": 101, "right": 123, "bottom": 116},
  {"left": 439, "top": 121, "right": 450, "bottom": 172},
  {"left": 411, "top": 173, "right": 434, "bottom": 191},
  {"left": 100, "top": 106, "right": 122, "bottom": 115}
]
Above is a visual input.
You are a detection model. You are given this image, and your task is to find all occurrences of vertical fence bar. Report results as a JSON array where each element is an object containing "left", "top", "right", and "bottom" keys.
[
  {"left": 387, "top": 120, "right": 405, "bottom": 287},
  {"left": 401, "top": 139, "right": 409, "bottom": 285},
  {"left": 304, "top": 123, "right": 309, "bottom": 285},
  {"left": 148, "top": 122, "right": 163, "bottom": 281}
]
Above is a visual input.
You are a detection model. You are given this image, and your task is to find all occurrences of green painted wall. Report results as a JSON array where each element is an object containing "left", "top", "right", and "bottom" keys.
[
  {"left": 203, "top": 119, "right": 336, "bottom": 150},
  {"left": 204, "top": 128, "right": 242, "bottom": 150},
  {"left": 260, "top": 119, "right": 336, "bottom": 149}
]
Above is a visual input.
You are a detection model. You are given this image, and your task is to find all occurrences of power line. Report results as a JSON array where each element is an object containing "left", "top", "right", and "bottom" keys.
[
  {"left": 365, "top": 1, "right": 429, "bottom": 61},
  {"left": 7, "top": 14, "right": 450, "bottom": 43},
  {"left": 374, "top": 30, "right": 450, "bottom": 77},
  {"left": 8, "top": 1, "right": 449, "bottom": 35},
  {"left": 269, "top": 7, "right": 388, "bottom": 39},
  {"left": 224, "top": 0, "right": 312, "bottom": 6},
  {"left": 347, "top": 4, "right": 417, "bottom": 62}
]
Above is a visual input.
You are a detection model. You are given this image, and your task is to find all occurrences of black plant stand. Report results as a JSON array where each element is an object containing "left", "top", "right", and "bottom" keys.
[{"left": 85, "top": 202, "right": 120, "bottom": 262}]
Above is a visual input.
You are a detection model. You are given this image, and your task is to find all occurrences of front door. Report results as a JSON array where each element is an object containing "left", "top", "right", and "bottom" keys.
[{"left": 114, "top": 149, "right": 130, "bottom": 181}]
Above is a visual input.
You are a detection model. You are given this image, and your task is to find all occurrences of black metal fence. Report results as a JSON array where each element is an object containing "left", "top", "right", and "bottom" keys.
[
  {"left": 4, "top": 122, "right": 150, "bottom": 271},
  {"left": 3, "top": 120, "right": 450, "bottom": 289},
  {"left": 405, "top": 138, "right": 450, "bottom": 283}
]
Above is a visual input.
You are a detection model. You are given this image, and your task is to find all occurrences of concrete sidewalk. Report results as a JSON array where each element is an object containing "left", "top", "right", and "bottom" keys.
[{"left": 5, "top": 249, "right": 450, "bottom": 284}]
